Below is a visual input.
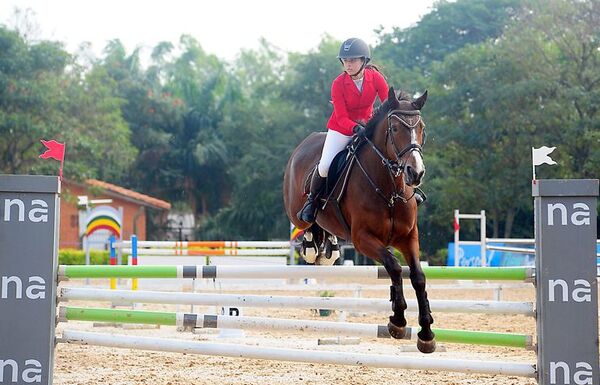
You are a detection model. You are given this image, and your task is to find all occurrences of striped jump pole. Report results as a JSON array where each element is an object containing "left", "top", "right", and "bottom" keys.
[
  {"left": 59, "top": 306, "right": 533, "bottom": 349},
  {"left": 114, "top": 240, "right": 291, "bottom": 248},
  {"left": 121, "top": 248, "right": 291, "bottom": 256},
  {"left": 109, "top": 235, "right": 117, "bottom": 290},
  {"left": 59, "top": 330, "right": 536, "bottom": 377},
  {"left": 58, "top": 265, "right": 534, "bottom": 281},
  {"left": 131, "top": 235, "right": 138, "bottom": 291},
  {"left": 59, "top": 288, "right": 535, "bottom": 316}
]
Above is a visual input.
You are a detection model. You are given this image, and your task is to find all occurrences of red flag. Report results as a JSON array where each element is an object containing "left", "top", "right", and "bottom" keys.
[
  {"left": 453, "top": 217, "right": 460, "bottom": 232},
  {"left": 39, "top": 139, "right": 66, "bottom": 180},
  {"left": 39, "top": 140, "right": 65, "bottom": 161}
]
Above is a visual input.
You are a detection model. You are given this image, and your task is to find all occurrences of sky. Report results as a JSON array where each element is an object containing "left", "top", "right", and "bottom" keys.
[{"left": 0, "top": 0, "right": 437, "bottom": 62}]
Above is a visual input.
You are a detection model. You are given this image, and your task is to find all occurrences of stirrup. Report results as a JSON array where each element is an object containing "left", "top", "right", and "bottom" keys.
[{"left": 414, "top": 187, "right": 427, "bottom": 206}]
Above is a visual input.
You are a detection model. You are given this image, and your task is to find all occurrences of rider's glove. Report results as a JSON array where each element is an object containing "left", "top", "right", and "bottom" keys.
[{"left": 353, "top": 124, "right": 366, "bottom": 139}]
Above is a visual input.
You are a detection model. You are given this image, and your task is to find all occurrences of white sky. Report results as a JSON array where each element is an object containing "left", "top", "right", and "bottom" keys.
[{"left": 0, "top": 0, "right": 436, "bottom": 62}]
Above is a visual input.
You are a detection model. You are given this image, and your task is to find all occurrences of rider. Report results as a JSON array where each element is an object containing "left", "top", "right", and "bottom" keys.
[
  {"left": 297, "top": 38, "right": 425, "bottom": 224},
  {"left": 297, "top": 38, "right": 387, "bottom": 223}
]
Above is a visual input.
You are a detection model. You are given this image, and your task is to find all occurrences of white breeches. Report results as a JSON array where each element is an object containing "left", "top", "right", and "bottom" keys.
[{"left": 317, "top": 129, "right": 352, "bottom": 177}]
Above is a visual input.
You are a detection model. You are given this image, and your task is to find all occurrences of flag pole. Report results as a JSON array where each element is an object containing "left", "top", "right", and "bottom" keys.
[
  {"left": 531, "top": 147, "right": 536, "bottom": 181},
  {"left": 59, "top": 144, "right": 65, "bottom": 181}
]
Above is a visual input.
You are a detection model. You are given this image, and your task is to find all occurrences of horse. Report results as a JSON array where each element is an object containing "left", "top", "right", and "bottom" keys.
[{"left": 283, "top": 87, "right": 435, "bottom": 353}]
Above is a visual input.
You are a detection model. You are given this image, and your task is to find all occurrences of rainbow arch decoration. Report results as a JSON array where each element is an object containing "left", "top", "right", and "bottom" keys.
[
  {"left": 290, "top": 223, "right": 304, "bottom": 242},
  {"left": 85, "top": 205, "right": 122, "bottom": 237}
]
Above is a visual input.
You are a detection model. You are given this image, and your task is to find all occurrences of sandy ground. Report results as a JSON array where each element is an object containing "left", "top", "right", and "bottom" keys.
[{"left": 54, "top": 278, "right": 537, "bottom": 385}]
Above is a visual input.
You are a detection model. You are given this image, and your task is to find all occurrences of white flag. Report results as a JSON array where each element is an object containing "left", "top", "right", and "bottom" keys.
[{"left": 532, "top": 146, "right": 557, "bottom": 166}]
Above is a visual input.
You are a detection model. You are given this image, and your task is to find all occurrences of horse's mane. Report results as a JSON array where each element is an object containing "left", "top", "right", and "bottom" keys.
[{"left": 364, "top": 90, "right": 412, "bottom": 139}]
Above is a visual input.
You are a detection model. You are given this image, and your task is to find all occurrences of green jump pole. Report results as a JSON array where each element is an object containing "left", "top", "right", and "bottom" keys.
[
  {"left": 62, "top": 306, "right": 177, "bottom": 326},
  {"left": 431, "top": 328, "right": 531, "bottom": 349},
  {"left": 420, "top": 266, "right": 531, "bottom": 281},
  {"left": 59, "top": 265, "right": 532, "bottom": 281},
  {"left": 60, "top": 307, "right": 532, "bottom": 349},
  {"left": 60, "top": 265, "right": 179, "bottom": 279}
]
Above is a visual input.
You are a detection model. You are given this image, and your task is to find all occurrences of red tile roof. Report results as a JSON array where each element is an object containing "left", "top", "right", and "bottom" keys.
[{"left": 86, "top": 179, "right": 171, "bottom": 210}]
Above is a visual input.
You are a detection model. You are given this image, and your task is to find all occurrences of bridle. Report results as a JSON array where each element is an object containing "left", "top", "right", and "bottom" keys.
[
  {"left": 385, "top": 109, "right": 424, "bottom": 178},
  {"left": 351, "top": 108, "right": 425, "bottom": 207}
]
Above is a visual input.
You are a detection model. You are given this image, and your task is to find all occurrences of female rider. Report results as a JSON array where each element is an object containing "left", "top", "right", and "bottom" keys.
[{"left": 298, "top": 38, "right": 387, "bottom": 223}]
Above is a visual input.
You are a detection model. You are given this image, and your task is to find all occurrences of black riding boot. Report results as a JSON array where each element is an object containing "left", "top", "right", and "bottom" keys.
[
  {"left": 297, "top": 172, "right": 326, "bottom": 223},
  {"left": 415, "top": 187, "right": 427, "bottom": 206}
]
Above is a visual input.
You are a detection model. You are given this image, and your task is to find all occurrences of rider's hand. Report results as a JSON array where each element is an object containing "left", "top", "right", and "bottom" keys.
[{"left": 353, "top": 124, "right": 366, "bottom": 139}]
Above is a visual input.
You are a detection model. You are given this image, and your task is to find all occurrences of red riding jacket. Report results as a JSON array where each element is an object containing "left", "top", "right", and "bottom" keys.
[{"left": 326, "top": 68, "right": 389, "bottom": 136}]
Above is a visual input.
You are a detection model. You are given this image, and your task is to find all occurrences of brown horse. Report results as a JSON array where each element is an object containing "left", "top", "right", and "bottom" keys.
[{"left": 283, "top": 87, "right": 435, "bottom": 353}]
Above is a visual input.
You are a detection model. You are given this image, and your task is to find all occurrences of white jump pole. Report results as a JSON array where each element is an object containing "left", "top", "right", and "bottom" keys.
[
  {"left": 60, "top": 331, "right": 536, "bottom": 377},
  {"left": 59, "top": 288, "right": 535, "bottom": 316},
  {"left": 115, "top": 240, "right": 291, "bottom": 248},
  {"left": 480, "top": 210, "right": 486, "bottom": 266},
  {"left": 122, "top": 248, "right": 290, "bottom": 256},
  {"left": 454, "top": 209, "right": 460, "bottom": 266}
]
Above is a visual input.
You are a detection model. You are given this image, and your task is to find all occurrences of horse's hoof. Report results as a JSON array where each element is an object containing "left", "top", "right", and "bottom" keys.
[
  {"left": 316, "top": 252, "right": 338, "bottom": 266},
  {"left": 417, "top": 338, "right": 436, "bottom": 354},
  {"left": 303, "top": 247, "right": 318, "bottom": 264},
  {"left": 387, "top": 322, "right": 407, "bottom": 339}
]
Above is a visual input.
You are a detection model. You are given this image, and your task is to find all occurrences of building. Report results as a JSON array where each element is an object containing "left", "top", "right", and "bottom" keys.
[{"left": 60, "top": 179, "right": 171, "bottom": 249}]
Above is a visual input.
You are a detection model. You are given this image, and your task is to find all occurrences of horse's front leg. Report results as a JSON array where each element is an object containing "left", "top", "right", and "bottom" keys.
[
  {"left": 398, "top": 236, "right": 436, "bottom": 354},
  {"left": 380, "top": 249, "right": 409, "bottom": 339},
  {"left": 300, "top": 230, "right": 318, "bottom": 263},
  {"left": 317, "top": 234, "right": 340, "bottom": 266},
  {"left": 354, "top": 235, "right": 407, "bottom": 339}
]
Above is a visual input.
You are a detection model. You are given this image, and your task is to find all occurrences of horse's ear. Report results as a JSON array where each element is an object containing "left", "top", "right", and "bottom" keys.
[
  {"left": 412, "top": 90, "right": 428, "bottom": 110},
  {"left": 388, "top": 87, "right": 399, "bottom": 108}
]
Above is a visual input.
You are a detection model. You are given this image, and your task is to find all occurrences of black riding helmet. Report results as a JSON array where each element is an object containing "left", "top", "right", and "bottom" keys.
[{"left": 337, "top": 38, "right": 371, "bottom": 65}]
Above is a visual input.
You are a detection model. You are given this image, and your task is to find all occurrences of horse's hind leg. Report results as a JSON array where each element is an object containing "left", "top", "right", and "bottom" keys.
[
  {"left": 398, "top": 238, "right": 436, "bottom": 354},
  {"left": 317, "top": 233, "right": 340, "bottom": 266}
]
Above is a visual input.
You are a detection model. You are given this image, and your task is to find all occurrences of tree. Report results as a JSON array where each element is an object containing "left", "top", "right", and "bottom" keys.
[
  {"left": 376, "top": 0, "right": 525, "bottom": 70},
  {"left": 161, "top": 35, "right": 233, "bottom": 218},
  {"left": 502, "top": 0, "right": 600, "bottom": 178},
  {"left": 0, "top": 27, "right": 135, "bottom": 179}
]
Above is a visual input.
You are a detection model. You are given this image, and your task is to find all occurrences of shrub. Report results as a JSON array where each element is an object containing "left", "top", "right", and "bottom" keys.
[{"left": 58, "top": 249, "right": 129, "bottom": 265}]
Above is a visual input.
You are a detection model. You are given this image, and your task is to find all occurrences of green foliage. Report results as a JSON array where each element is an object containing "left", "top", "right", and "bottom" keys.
[
  {"left": 430, "top": 248, "right": 449, "bottom": 267},
  {"left": 0, "top": 27, "right": 136, "bottom": 179},
  {"left": 376, "top": 0, "right": 526, "bottom": 70},
  {"left": 58, "top": 249, "right": 112, "bottom": 265}
]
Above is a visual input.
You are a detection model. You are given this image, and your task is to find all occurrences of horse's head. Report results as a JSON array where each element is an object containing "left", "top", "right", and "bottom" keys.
[{"left": 382, "top": 87, "right": 428, "bottom": 187}]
